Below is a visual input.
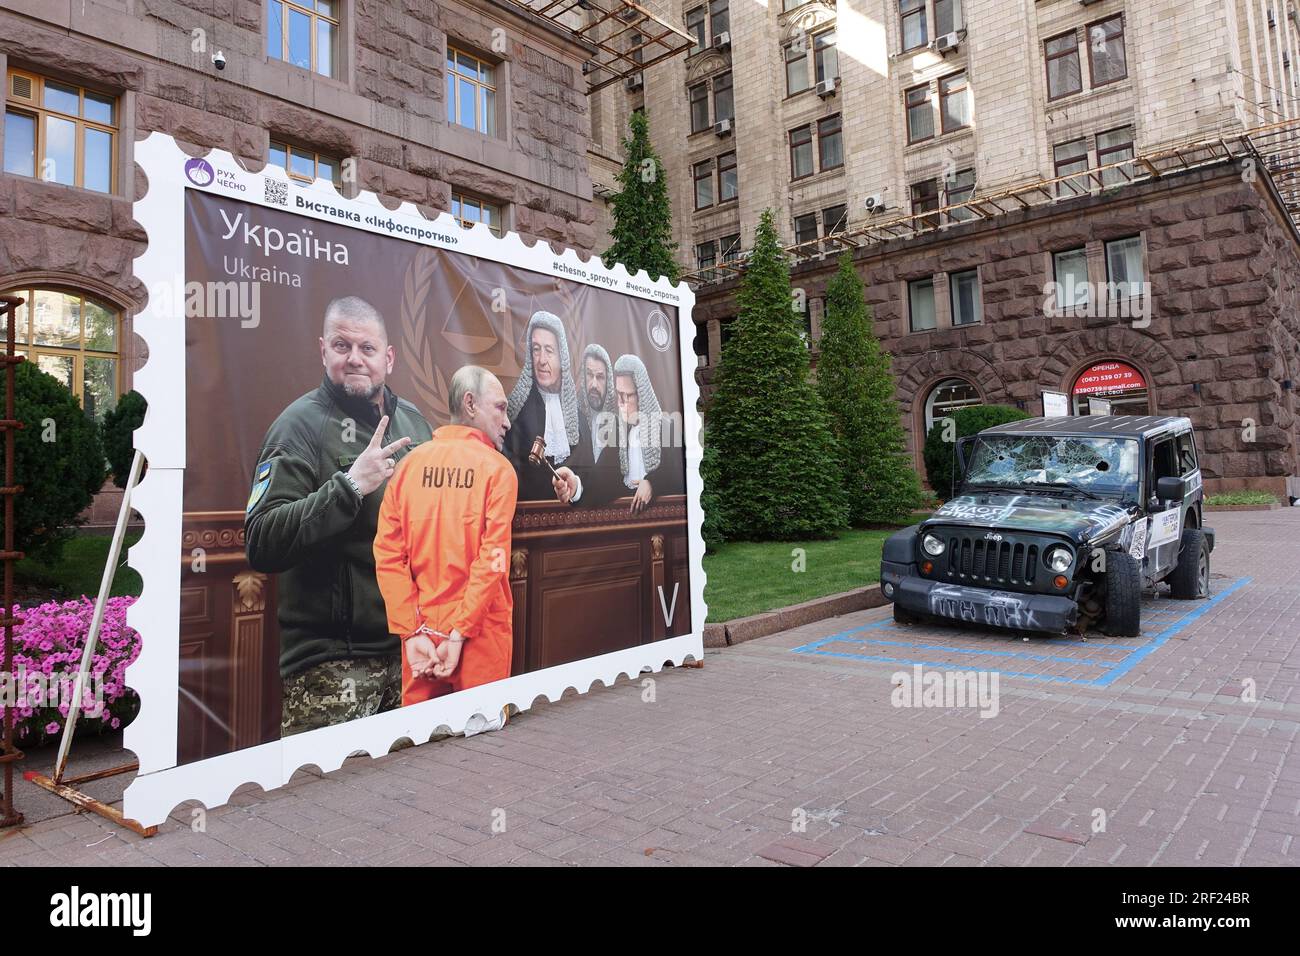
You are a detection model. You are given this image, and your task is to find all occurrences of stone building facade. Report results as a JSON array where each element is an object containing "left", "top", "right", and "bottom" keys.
[
  {"left": 691, "top": 161, "right": 1300, "bottom": 497},
  {"left": 587, "top": 0, "right": 1300, "bottom": 497},
  {"left": 1, "top": 0, "right": 597, "bottom": 426}
]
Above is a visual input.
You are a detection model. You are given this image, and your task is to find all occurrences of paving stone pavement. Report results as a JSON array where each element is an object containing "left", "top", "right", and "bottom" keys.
[{"left": 2, "top": 510, "right": 1297, "bottom": 867}]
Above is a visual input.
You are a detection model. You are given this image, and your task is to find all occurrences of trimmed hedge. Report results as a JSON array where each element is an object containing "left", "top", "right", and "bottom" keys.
[
  {"left": 101, "top": 389, "right": 147, "bottom": 489},
  {"left": 2, "top": 362, "right": 107, "bottom": 561},
  {"left": 922, "top": 404, "right": 1031, "bottom": 499}
]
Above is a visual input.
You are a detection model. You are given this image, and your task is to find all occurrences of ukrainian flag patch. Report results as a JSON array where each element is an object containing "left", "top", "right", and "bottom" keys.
[{"left": 247, "top": 460, "right": 273, "bottom": 513}]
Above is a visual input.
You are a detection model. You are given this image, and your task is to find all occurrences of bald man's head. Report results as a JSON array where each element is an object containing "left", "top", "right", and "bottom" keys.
[
  {"left": 319, "top": 297, "right": 394, "bottom": 405},
  {"left": 450, "top": 365, "right": 510, "bottom": 450}
]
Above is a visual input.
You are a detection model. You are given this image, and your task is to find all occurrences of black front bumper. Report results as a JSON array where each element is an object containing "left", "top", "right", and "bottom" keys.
[{"left": 883, "top": 566, "right": 1078, "bottom": 634}]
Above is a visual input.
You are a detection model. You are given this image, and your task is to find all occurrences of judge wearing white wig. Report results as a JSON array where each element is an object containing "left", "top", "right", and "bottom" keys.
[
  {"left": 611, "top": 353, "right": 683, "bottom": 513},
  {"left": 503, "top": 311, "right": 583, "bottom": 501}
]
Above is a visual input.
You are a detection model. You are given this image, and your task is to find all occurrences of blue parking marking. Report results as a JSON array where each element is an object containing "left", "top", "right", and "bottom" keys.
[{"left": 791, "top": 577, "right": 1251, "bottom": 687}]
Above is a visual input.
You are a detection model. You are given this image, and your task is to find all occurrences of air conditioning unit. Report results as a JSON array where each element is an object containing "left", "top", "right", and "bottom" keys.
[
  {"left": 626, "top": 72, "right": 643, "bottom": 91},
  {"left": 816, "top": 77, "right": 838, "bottom": 98},
  {"left": 864, "top": 194, "right": 887, "bottom": 213},
  {"left": 713, "top": 31, "right": 731, "bottom": 49},
  {"left": 714, "top": 117, "right": 733, "bottom": 136},
  {"left": 1268, "top": 10, "right": 1277, "bottom": 27},
  {"left": 934, "top": 31, "right": 962, "bottom": 53}
]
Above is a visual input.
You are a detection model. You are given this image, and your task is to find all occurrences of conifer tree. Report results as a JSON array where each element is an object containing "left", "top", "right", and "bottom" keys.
[
  {"left": 707, "top": 210, "right": 847, "bottom": 539},
  {"left": 816, "top": 253, "right": 922, "bottom": 523},
  {"left": 602, "top": 111, "right": 678, "bottom": 281}
]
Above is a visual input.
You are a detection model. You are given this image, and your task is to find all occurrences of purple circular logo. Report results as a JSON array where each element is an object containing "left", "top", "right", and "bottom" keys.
[{"left": 184, "top": 158, "right": 214, "bottom": 187}]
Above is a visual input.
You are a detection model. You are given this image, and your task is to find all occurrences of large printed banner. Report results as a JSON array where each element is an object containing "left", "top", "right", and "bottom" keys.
[{"left": 124, "top": 134, "right": 704, "bottom": 826}]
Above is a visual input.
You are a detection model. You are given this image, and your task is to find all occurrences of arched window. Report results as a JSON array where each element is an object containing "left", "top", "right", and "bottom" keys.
[
  {"left": 924, "top": 377, "right": 980, "bottom": 434},
  {"left": 5, "top": 286, "right": 122, "bottom": 421},
  {"left": 1072, "top": 360, "right": 1149, "bottom": 415}
]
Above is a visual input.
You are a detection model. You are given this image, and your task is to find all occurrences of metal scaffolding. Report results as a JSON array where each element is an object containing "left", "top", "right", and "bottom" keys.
[
  {"left": 683, "top": 118, "right": 1300, "bottom": 286},
  {"left": 499, "top": 0, "right": 693, "bottom": 93}
]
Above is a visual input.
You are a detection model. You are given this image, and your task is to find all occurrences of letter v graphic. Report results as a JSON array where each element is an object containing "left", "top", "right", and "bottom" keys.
[{"left": 657, "top": 583, "right": 680, "bottom": 627}]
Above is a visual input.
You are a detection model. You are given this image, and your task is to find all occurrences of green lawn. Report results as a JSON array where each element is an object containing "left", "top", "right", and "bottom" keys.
[
  {"left": 702, "top": 526, "right": 904, "bottom": 623},
  {"left": 16, "top": 530, "right": 144, "bottom": 601},
  {"left": 1205, "top": 490, "right": 1279, "bottom": 506}
]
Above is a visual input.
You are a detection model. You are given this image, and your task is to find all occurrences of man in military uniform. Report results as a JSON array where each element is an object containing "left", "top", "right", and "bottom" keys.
[{"left": 244, "top": 296, "right": 433, "bottom": 736}]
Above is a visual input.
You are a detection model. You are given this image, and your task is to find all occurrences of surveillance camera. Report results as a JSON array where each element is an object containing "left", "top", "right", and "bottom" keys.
[{"left": 212, "top": 51, "right": 226, "bottom": 70}]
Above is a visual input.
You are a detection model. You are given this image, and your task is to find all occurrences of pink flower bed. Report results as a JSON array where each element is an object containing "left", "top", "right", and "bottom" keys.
[{"left": 2, "top": 596, "right": 140, "bottom": 747}]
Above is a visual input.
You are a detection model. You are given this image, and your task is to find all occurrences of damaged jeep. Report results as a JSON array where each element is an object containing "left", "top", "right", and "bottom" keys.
[{"left": 881, "top": 416, "right": 1215, "bottom": 637}]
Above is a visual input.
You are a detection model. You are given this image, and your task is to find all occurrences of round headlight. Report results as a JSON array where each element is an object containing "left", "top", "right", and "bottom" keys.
[
  {"left": 922, "top": 533, "right": 946, "bottom": 556},
  {"left": 1046, "top": 546, "right": 1073, "bottom": 573}
]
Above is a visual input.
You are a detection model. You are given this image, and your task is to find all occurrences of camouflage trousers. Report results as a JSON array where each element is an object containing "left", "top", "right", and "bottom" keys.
[{"left": 280, "top": 655, "right": 402, "bottom": 737}]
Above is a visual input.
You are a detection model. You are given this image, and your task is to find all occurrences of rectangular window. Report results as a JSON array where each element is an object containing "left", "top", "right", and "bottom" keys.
[
  {"left": 693, "top": 159, "right": 714, "bottom": 209},
  {"left": 818, "top": 114, "right": 843, "bottom": 170},
  {"left": 269, "top": 139, "right": 342, "bottom": 186},
  {"left": 689, "top": 82, "right": 710, "bottom": 133},
  {"left": 786, "top": 40, "right": 810, "bottom": 95},
  {"left": 447, "top": 46, "right": 496, "bottom": 134},
  {"left": 1088, "top": 15, "right": 1127, "bottom": 87},
  {"left": 823, "top": 203, "right": 848, "bottom": 236},
  {"left": 939, "top": 72, "right": 969, "bottom": 132},
  {"left": 1054, "top": 137, "right": 1089, "bottom": 197},
  {"left": 1097, "top": 125, "right": 1134, "bottom": 186},
  {"left": 790, "top": 124, "right": 814, "bottom": 179},
  {"left": 4, "top": 71, "right": 117, "bottom": 193},
  {"left": 1053, "top": 247, "right": 1090, "bottom": 309},
  {"left": 686, "top": 7, "right": 706, "bottom": 52},
  {"left": 451, "top": 190, "right": 503, "bottom": 236},
  {"left": 718, "top": 150, "right": 738, "bottom": 202},
  {"left": 814, "top": 31, "right": 839, "bottom": 84},
  {"left": 945, "top": 168, "right": 976, "bottom": 221},
  {"left": 1045, "top": 32, "right": 1082, "bottom": 100},
  {"left": 696, "top": 240, "right": 717, "bottom": 271},
  {"left": 720, "top": 233, "right": 742, "bottom": 262},
  {"left": 906, "top": 83, "right": 933, "bottom": 143},
  {"left": 949, "top": 269, "right": 982, "bottom": 325},
  {"left": 911, "top": 178, "right": 940, "bottom": 229},
  {"left": 713, "top": 72, "right": 734, "bottom": 123},
  {"left": 1175, "top": 431, "right": 1198, "bottom": 475},
  {"left": 794, "top": 212, "right": 819, "bottom": 245},
  {"left": 935, "top": 0, "right": 963, "bottom": 36},
  {"left": 901, "top": 0, "right": 928, "bottom": 52},
  {"left": 909, "top": 277, "right": 937, "bottom": 331},
  {"left": 268, "top": 0, "right": 339, "bottom": 78},
  {"left": 709, "top": 0, "right": 729, "bottom": 38},
  {"left": 1105, "top": 235, "right": 1144, "bottom": 298}
]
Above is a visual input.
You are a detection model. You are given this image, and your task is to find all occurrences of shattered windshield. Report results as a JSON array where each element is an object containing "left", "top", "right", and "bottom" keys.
[{"left": 965, "top": 435, "right": 1139, "bottom": 498}]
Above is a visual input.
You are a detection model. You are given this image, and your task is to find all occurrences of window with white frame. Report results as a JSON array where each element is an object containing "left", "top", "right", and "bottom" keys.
[
  {"left": 949, "top": 269, "right": 982, "bottom": 325},
  {"left": 1105, "top": 236, "right": 1144, "bottom": 298},
  {"left": 1053, "top": 247, "right": 1090, "bottom": 310},
  {"left": 909, "top": 277, "right": 937, "bottom": 331}
]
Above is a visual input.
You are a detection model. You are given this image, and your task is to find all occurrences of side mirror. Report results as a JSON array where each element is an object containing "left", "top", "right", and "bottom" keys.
[{"left": 1155, "top": 476, "right": 1187, "bottom": 502}]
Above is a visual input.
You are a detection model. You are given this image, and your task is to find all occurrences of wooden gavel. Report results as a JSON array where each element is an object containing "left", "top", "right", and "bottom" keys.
[{"left": 528, "top": 436, "right": 563, "bottom": 480}]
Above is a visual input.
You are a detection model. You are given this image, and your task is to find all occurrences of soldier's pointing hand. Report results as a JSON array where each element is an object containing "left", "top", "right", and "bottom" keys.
[{"left": 347, "top": 414, "right": 412, "bottom": 495}]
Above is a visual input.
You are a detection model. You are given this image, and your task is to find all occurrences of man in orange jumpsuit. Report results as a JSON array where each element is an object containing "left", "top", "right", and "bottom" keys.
[{"left": 373, "top": 365, "right": 518, "bottom": 707}]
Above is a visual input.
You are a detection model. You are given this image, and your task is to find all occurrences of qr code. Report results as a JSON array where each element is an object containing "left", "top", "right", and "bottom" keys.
[{"left": 264, "top": 178, "right": 288, "bottom": 206}]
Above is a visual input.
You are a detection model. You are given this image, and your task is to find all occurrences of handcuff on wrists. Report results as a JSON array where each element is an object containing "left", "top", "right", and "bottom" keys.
[{"left": 407, "top": 623, "right": 463, "bottom": 645}]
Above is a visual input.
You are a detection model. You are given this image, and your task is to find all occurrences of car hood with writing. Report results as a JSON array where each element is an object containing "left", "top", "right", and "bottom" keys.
[{"left": 923, "top": 491, "right": 1134, "bottom": 545}]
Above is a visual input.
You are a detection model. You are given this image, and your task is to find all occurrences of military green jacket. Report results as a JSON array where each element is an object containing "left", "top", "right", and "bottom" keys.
[{"left": 244, "top": 376, "right": 433, "bottom": 679}]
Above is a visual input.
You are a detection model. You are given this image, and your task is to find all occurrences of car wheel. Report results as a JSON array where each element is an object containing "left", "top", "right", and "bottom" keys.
[
  {"left": 1103, "top": 550, "right": 1142, "bottom": 637},
  {"left": 1167, "top": 527, "right": 1210, "bottom": 600}
]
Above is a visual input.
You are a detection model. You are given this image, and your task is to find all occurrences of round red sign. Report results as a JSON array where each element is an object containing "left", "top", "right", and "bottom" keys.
[{"left": 1072, "top": 361, "right": 1146, "bottom": 396}]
